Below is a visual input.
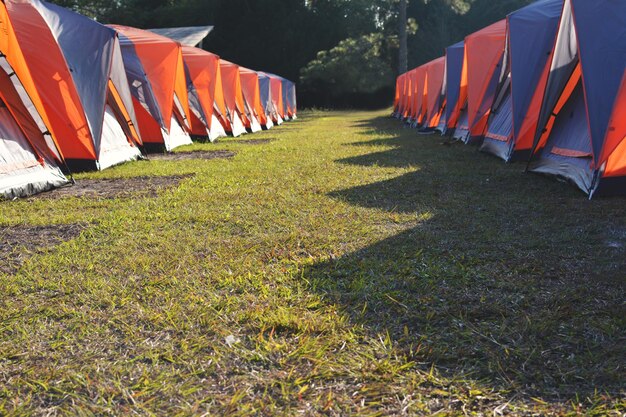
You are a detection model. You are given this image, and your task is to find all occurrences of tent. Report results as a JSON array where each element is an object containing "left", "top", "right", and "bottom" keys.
[
  {"left": 400, "top": 70, "right": 413, "bottom": 121},
  {"left": 268, "top": 75, "right": 285, "bottom": 122},
  {"left": 110, "top": 25, "right": 193, "bottom": 152},
  {"left": 444, "top": 41, "right": 466, "bottom": 136},
  {"left": 181, "top": 46, "right": 227, "bottom": 141},
  {"left": 423, "top": 57, "right": 446, "bottom": 130},
  {"left": 480, "top": 0, "right": 563, "bottom": 161},
  {"left": 2, "top": 0, "right": 143, "bottom": 172},
  {"left": 240, "top": 68, "right": 272, "bottom": 130},
  {"left": 397, "top": 72, "right": 411, "bottom": 120},
  {"left": 283, "top": 79, "right": 297, "bottom": 120},
  {"left": 409, "top": 66, "right": 426, "bottom": 127},
  {"left": 265, "top": 73, "right": 297, "bottom": 121},
  {"left": 219, "top": 60, "right": 250, "bottom": 136},
  {"left": 0, "top": 55, "right": 68, "bottom": 199},
  {"left": 463, "top": 19, "right": 507, "bottom": 145},
  {"left": 258, "top": 73, "right": 282, "bottom": 125},
  {"left": 529, "top": 0, "right": 626, "bottom": 197},
  {"left": 393, "top": 75, "right": 403, "bottom": 117}
]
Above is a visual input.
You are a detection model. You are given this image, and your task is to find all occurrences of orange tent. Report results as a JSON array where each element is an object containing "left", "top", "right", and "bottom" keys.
[
  {"left": 424, "top": 57, "right": 446, "bottom": 129},
  {"left": 0, "top": 54, "right": 68, "bottom": 198},
  {"left": 268, "top": 75, "right": 285, "bottom": 122},
  {"left": 110, "top": 25, "right": 193, "bottom": 152},
  {"left": 402, "top": 70, "right": 414, "bottom": 120},
  {"left": 219, "top": 60, "right": 249, "bottom": 137},
  {"left": 410, "top": 67, "right": 427, "bottom": 125},
  {"left": 393, "top": 75, "right": 402, "bottom": 116},
  {"left": 465, "top": 19, "right": 507, "bottom": 143},
  {"left": 181, "top": 46, "right": 227, "bottom": 142},
  {"left": 240, "top": 67, "right": 272, "bottom": 130},
  {"left": 1, "top": 1, "right": 143, "bottom": 171}
]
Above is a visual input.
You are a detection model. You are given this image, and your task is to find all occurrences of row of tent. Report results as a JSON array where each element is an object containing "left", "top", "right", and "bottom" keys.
[
  {"left": 393, "top": 0, "right": 625, "bottom": 199},
  {"left": 0, "top": 0, "right": 296, "bottom": 200}
]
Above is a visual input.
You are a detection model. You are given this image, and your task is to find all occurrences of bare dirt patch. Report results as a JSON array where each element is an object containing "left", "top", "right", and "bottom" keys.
[
  {"left": 35, "top": 174, "right": 195, "bottom": 200},
  {"left": 0, "top": 223, "right": 87, "bottom": 274},
  {"left": 228, "top": 139, "right": 274, "bottom": 145},
  {"left": 149, "top": 150, "right": 236, "bottom": 161}
]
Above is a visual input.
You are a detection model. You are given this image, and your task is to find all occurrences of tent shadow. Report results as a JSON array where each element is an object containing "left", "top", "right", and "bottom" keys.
[{"left": 302, "top": 115, "right": 626, "bottom": 400}]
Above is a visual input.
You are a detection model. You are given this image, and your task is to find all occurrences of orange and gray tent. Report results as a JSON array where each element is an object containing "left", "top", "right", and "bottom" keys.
[
  {"left": 265, "top": 73, "right": 296, "bottom": 121},
  {"left": 393, "top": 75, "right": 403, "bottom": 117},
  {"left": 2, "top": 0, "right": 143, "bottom": 172},
  {"left": 529, "top": 0, "right": 626, "bottom": 197},
  {"left": 219, "top": 60, "right": 249, "bottom": 137},
  {"left": 181, "top": 46, "right": 227, "bottom": 142},
  {"left": 463, "top": 19, "right": 507, "bottom": 144},
  {"left": 281, "top": 78, "right": 297, "bottom": 120},
  {"left": 268, "top": 74, "right": 285, "bottom": 122},
  {"left": 240, "top": 67, "right": 272, "bottom": 130},
  {"left": 422, "top": 57, "right": 446, "bottom": 130},
  {"left": 110, "top": 25, "right": 193, "bottom": 152},
  {"left": 480, "top": 0, "right": 562, "bottom": 162},
  {"left": 399, "top": 70, "right": 412, "bottom": 121},
  {"left": 258, "top": 72, "right": 282, "bottom": 126},
  {"left": 394, "top": 72, "right": 407, "bottom": 119},
  {"left": 410, "top": 66, "right": 427, "bottom": 126},
  {"left": 0, "top": 54, "right": 68, "bottom": 198}
]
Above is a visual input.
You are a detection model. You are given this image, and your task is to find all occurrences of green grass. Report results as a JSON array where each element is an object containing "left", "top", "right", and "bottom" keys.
[{"left": 1, "top": 110, "right": 624, "bottom": 416}]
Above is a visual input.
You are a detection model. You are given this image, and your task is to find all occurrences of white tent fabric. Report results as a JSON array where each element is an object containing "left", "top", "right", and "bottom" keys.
[
  {"left": 165, "top": 116, "right": 193, "bottom": 151},
  {"left": 98, "top": 105, "right": 142, "bottom": 170},
  {"left": 0, "top": 107, "right": 67, "bottom": 199}
]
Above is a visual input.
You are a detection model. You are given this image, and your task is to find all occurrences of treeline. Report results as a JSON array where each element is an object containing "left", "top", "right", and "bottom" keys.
[{"left": 50, "top": 0, "right": 533, "bottom": 108}]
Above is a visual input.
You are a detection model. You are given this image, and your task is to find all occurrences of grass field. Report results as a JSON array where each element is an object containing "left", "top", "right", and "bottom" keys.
[{"left": 1, "top": 110, "right": 624, "bottom": 416}]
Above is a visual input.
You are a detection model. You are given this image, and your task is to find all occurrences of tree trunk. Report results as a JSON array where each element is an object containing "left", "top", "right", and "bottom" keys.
[{"left": 398, "top": 0, "right": 408, "bottom": 75}]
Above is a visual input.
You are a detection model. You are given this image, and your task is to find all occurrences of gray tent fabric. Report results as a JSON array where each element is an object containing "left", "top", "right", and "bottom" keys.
[
  {"left": 529, "top": 83, "right": 594, "bottom": 194},
  {"left": 148, "top": 26, "right": 214, "bottom": 47},
  {"left": 533, "top": 0, "right": 578, "bottom": 150},
  {"left": 109, "top": 40, "right": 141, "bottom": 141}
]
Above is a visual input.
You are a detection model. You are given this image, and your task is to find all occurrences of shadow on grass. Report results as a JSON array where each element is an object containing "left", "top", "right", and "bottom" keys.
[{"left": 306, "top": 115, "right": 626, "bottom": 400}]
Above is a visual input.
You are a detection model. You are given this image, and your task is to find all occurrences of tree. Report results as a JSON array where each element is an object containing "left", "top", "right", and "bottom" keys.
[
  {"left": 398, "top": 0, "right": 407, "bottom": 74},
  {"left": 299, "top": 33, "right": 394, "bottom": 107}
]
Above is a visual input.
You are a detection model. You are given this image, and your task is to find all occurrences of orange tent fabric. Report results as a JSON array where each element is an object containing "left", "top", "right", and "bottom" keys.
[
  {"left": 465, "top": 19, "right": 507, "bottom": 139},
  {"left": 402, "top": 70, "right": 414, "bottom": 119},
  {"left": 601, "top": 73, "right": 626, "bottom": 176},
  {"left": 393, "top": 75, "right": 402, "bottom": 114}
]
